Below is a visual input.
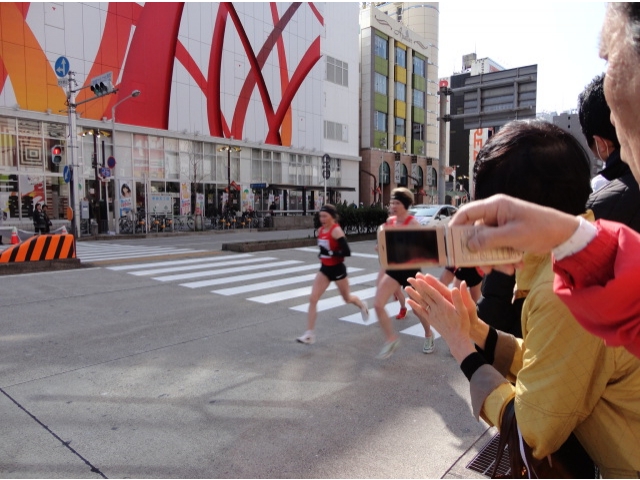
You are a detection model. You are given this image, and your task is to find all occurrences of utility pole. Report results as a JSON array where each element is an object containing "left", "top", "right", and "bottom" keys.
[
  {"left": 66, "top": 71, "right": 80, "bottom": 238},
  {"left": 64, "top": 69, "right": 118, "bottom": 238},
  {"left": 437, "top": 80, "right": 451, "bottom": 205}
]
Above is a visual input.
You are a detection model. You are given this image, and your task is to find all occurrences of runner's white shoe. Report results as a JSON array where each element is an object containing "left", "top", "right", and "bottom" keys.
[
  {"left": 360, "top": 302, "right": 370, "bottom": 323},
  {"left": 296, "top": 330, "right": 316, "bottom": 345}
]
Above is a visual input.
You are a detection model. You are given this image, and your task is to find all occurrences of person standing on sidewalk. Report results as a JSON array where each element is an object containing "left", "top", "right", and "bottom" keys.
[
  {"left": 374, "top": 188, "right": 435, "bottom": 359},
  {"left": 42, "top": 204, "right": 52, "bottom": 233},
  {"left": 32, "top": 203, "right": 46, "bottom": 234},
  {"left": 296, "top": 204, "right": 369, "bottom": 345}
]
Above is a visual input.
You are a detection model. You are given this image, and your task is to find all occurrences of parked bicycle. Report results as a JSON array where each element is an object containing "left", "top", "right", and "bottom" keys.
[{"left": 148, "top": 214, "right": 171, "bottom": 233}]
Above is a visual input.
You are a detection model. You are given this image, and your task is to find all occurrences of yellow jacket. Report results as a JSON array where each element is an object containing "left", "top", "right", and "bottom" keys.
[{"left": 470, "top": 253, "right": 640, "bottom": 478}]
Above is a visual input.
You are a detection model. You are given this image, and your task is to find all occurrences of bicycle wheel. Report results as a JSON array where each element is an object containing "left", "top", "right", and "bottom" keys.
[{"left": 118, "top": 217, "right": 129, "bottom": 234}]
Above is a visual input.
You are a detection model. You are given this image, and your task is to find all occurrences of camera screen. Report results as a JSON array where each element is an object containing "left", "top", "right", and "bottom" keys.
[{"left": 384, "top": 229, "right": 440, "bottom": 265}]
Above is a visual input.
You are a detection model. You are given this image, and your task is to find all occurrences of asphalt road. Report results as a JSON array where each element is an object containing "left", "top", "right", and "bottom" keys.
[{"left": 0, "top": 234, "right": 493, "bottom": 478}]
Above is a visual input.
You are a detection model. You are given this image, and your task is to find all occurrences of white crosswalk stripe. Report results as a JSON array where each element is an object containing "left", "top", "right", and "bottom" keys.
[
  {"left": 77, "top": 242, "right": 206, "bottom": 262},
  {"left": 107, "top": 252, "right": 437, "bottom": 340},
  {"left": 247, "top": 270, "right": 371, "bottom": 304},
  {"left": 295, "top": 247, "right": 379, "bottom": 259},
  {"left": 181, "top": 263, "right": 317, "bottom": 288},
  {"left": 131, "top": 256, "right": 277, "bottom": 276}
]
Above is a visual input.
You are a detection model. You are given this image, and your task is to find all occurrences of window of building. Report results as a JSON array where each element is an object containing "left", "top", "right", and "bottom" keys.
[
  {"left": 374, "top": 72, "right": 387, "bottom": 95},
  {"left": 324, "top": 121, "right": 349, "bottom": 142},
  {"left": 374, "top": 35, "right": 388, "bottom": 59},
  {"left": 413, "top": 56, "right": 426, "bottom": 77},
  {"left": 412, "top": 122, "right": 425, "bottom": 141},
  {"left": 326, "top": 56, "right": 348, "bottom": 87},
  {"left": 413, "top": 89, "right": 425, "bottom": 108},
  {"left": 379, "top": 161, "right": 390, "bottom": 185},
  {"left": 415, "top": 166, "right": 424, "bottom": 186},
  {"left": 395, "top": 47, "right": 406, "bottom": 68},
  {"left": 395, "top": 117, "right": 406, "bottom": 137},
  {"left": 395, "top": 82, "right": 406, "bottom": 102},
  {"left": 374, "top": 111, "right": 387, "bottom": 132}
]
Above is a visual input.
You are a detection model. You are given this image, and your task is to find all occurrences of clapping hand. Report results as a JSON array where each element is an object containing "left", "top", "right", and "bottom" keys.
[{"left": 406, "top": 273, "right": 477, "bottom": 363}]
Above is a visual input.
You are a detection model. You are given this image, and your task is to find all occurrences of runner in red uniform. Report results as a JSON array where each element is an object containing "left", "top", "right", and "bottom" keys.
[
  {"left": 374, "top": 188, "right": 436, "bottom": 359},
  {"left": 296, "top": 204, "right": 369, "bottom": 344}
]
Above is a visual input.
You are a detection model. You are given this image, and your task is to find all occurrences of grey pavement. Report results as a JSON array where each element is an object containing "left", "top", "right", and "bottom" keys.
[{"left": 0, "top": 232, "right": 494, "bottom": 478}]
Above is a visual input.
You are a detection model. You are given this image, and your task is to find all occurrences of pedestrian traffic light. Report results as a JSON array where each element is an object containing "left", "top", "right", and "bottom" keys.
[{"left": 51, "top": 144, "right": 63, "bottom": 165}]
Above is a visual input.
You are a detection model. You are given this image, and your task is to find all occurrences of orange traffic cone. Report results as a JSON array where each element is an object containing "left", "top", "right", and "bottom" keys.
[
  {"left": 10, "top": 227, "right": 19, "bottom": 244},
  {"left": 60, "top": 225, "right": 68, "bottom": 235}
]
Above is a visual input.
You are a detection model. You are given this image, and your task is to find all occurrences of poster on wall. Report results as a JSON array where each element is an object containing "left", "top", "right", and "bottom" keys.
[
  {"left": 0, "top": 193, "right": 9, "bottom": 222},
  {"left": 119, "top": 180, "right": 133, "bottom": 217},
  {"left": 180, "top": 182, "right": 191, "bottom": 215},
  {"left": 195, "top": 193, "right": 204, "bottom": 215},
  {"left": 241, "top": 189, "right": 254, "bottom": 213},
  {"left": 314, "top": 196, "right": 324, "bottom": 211},
  {"left": 19, "top": 175, "right": 45, "bottom": 205}
]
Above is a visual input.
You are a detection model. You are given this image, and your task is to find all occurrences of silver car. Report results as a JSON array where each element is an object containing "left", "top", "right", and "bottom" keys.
[{"left": 408, "top": 204, "right": 458, "bottom": 226}]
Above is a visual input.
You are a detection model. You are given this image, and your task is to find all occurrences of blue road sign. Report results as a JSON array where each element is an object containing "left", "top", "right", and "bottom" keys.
[
  {"left": 63, "top": 165, "right": 72, "bottom": 183},
  {"left": 55, "top": 56, "right": 70, "bottom": 78}
]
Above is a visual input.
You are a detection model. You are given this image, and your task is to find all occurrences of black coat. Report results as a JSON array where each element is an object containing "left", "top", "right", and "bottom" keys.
[
  {"left": 32, "top": 209, "right": 46, "bottom": 229},
  {"left": 586, "top": 150, "right": 640, "bottom": 233}
]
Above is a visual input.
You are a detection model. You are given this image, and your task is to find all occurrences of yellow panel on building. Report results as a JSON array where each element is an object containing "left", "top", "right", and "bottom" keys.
[
  {"left": 394, "top": 100, "right": 406, "bottom": 119},
  {"left": 395, "top": 65, "right": 407, "bottom": 84}
]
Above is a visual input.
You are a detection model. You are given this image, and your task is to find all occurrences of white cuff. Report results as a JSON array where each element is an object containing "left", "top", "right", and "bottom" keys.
[{"left": 552, "top": 216, "right": 597, "bottom": 260}]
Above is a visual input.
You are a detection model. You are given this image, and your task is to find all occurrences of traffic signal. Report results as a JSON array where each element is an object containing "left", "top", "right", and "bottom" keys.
[
  {"left": 51, "top": 145, "right": 63, "bottom": 165},
  {"left": 90, "top": 72, "right": 115, "bottom": 97},
  {"left": 322, "top": 154, "right": 331, "bottom": 180},
  {"left": 90, "top": 81, "right": 111, "bottom": 96}
]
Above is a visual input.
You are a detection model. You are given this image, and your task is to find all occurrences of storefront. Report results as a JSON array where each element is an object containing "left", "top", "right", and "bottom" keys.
[{"left": 0, "top": 112, "right": 352, "bottom": 233}]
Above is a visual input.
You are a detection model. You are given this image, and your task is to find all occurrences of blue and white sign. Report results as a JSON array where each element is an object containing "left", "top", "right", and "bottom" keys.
[
  {"left": 63, "top": 165, "right": 72, "bottom": 184},
  {"left": 54, "top": 56, "right": 70, "bottom": 78}
]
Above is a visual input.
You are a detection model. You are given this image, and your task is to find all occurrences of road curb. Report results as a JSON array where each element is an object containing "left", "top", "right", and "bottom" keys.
[
  {"left": 222, "top": 232, "right": 377, "bottom": 253},
  {"left": 0, "top": 258, "right": 83, "bottom": 276}
]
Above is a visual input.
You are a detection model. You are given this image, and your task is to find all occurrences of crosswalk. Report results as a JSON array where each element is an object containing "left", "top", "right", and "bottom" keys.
[
  {"left": 76, "top": 242, "right": 208, "bottom": 263},
  {"left": 106, "top": 249, "right": 440, "bottom": 340}
]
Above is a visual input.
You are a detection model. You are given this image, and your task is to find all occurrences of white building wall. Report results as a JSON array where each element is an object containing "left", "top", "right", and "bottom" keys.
[{"left": 321, "top": 2, "right": 360, "bottom": 159}]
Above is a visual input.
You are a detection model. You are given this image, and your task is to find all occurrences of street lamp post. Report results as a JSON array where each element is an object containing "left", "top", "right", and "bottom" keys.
[
  {"left": 218, "top": 145, "right": 241, "bottom": 214},
  {"left": 112, "top": 89, "right": 141, "bottom": 234}
]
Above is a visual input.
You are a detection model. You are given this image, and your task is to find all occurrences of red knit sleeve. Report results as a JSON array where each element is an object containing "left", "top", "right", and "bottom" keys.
[{"left": 553, "top": 220, "right": 640, "bottom": 357}]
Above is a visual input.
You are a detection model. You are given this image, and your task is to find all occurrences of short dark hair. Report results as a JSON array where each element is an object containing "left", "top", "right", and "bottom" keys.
[
  {"left": 474, "top": 120, "right": 591, "bottom": 216},
  {"left": 577, "top": 73, "right": 619, "bottom": 149}
]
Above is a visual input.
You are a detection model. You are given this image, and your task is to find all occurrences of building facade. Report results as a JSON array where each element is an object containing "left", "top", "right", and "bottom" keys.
[
  {"left": 552, "top": 111, "right": 600, "bottom": 176},
  {"left": 0, "top": 2, "right": 361, "bottom": 232},
  {"left": 444, "top": 54, "right": 504, "bottom": 200},
  {"left": 358, "top": 2, "right": 440, "bottom": 207}
]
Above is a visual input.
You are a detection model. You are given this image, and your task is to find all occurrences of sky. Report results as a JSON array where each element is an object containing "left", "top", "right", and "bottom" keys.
[{"left": 437, "top": 2, "right": 608, "bottom": 114}]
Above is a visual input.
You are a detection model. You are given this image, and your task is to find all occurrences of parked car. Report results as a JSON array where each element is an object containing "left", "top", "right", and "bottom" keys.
[{"left": 408, "top": 204, "right": 458, "bottom": 226}]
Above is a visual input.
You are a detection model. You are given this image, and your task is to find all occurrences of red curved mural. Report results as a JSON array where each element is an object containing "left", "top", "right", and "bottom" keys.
[{"left": 0, "top": 2, "right": 323, "bottom": 147}]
